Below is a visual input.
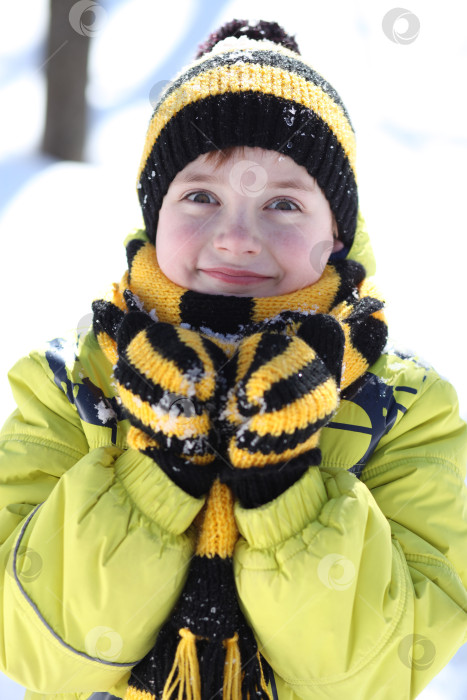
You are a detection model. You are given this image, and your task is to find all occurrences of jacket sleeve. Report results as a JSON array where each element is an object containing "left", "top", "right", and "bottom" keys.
[
  {"left": 0, "top": 351, "right": 205, "bottom": 695},
  {"left": 233, "top": 369, "right": 467, "bottom": 700}
]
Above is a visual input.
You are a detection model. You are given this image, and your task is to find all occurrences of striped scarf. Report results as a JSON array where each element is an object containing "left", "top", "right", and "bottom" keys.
[{"left": 92, "top": 229, "right": 387, "bottom": 700}]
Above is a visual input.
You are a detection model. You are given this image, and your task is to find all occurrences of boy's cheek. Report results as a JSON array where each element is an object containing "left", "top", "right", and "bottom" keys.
[
  {"left": 308, "top": 240, "right": 335, "bottom": 277},
  {"left": 156, "top": 219, "right": 196, "bottom": 259}
]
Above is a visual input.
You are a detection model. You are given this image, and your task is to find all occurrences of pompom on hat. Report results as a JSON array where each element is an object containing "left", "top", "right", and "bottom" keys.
[{"left": 137, "top": 18, "right": 358, "bottom": 249}]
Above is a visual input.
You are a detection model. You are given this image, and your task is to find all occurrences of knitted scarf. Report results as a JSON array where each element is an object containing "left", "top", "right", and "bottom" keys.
[{"left": 92, "top": 229, "right": 387, "bottom": 700}]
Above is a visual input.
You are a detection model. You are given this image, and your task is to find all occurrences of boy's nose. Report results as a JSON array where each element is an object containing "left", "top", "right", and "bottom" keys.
[{"left": 212, "top": 216, "right": 262, "bottom": 256}]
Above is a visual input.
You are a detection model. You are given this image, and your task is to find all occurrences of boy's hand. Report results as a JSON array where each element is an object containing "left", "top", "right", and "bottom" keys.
[
  {"left": 242, "top": 311, "right": 344, "bottom": 385},
  {"left": 93, "top": 295, "right": 228, "bottom": 497},
  {"left": 217, "top": 315, "right": 344, "bottom": 507},
  {"left": 115, "top": 312, "right": 230, "bottom": 496}
]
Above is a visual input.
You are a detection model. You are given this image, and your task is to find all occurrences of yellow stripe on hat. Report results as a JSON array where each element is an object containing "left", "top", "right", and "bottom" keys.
[{"left": 138, "top": 63, "right": 356, "bottom": 180}]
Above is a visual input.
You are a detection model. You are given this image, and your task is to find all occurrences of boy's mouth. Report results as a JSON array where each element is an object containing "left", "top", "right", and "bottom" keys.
[{"left": 200, "top": 267, "right": 271, "bottom": 285}]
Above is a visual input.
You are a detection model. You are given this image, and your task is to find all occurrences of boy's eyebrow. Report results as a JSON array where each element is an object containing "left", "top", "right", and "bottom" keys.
[
  {"left": 267, "top": 178, "right": 317, "bottom": 192},
  {"left": 176, "top": 171, "right": 316, "bottom": 192}
]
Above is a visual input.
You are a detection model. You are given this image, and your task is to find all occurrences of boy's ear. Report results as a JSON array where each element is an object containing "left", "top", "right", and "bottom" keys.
[
  {"left": 331, "top": 215, "right": 343, "bottom": 253},
  {"left": 332, "top": 238, "right": 344, "bottom": 253}
]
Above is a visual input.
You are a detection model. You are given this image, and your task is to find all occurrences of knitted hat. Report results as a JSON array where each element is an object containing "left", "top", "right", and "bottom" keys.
[{"left": 137, "top": 18, "right": 358, "bottom": 248}]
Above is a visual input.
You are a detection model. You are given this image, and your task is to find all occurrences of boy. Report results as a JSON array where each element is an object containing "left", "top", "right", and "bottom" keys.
[{"left": 0, "top": 18, "right": 466, "bottom": 700}]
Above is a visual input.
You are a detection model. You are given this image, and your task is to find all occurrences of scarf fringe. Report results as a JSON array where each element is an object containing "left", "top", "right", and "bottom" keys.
[
  {"left": 163, "top": 628, "right": 201, "bottom": 700},
  {"left": 125, "top": 553, "right": 272, "bottom": 700},
  {"left": 158, "top": 629, "right": 272, "bottom": 700}
]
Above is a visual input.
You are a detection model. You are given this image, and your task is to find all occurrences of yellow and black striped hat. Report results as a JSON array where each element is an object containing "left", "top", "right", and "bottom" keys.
[{"left": 138, "top": 19, "right": 358, "bottom": 248}]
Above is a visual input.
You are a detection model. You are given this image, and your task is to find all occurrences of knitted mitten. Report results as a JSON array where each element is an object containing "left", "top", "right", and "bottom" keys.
[
  {"left": 219, "top": 314, "right": 345, "bottom": 507},
  {"left": 92, "top": 295, "right": 228, "bottom": 496}
]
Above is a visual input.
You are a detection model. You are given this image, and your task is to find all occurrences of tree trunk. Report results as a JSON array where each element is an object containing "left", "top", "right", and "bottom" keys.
[{"left": 41, "top": 0, "right": 92, "bottom": 161}]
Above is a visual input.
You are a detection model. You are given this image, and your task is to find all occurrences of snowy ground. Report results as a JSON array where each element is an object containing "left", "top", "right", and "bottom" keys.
[{"left": 1, "top": 1, "right": 466, "bottom": 698}]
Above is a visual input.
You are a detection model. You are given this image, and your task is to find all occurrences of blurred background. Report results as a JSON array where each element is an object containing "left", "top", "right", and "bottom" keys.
[{"left": 0, "top": 0, "right": 466, "bottom": 698}]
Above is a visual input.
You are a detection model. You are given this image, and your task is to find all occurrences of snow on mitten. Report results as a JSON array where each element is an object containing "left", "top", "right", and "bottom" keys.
[
  {"left": 219, "top": 315, "right": 345, "bottom": 507},
  {"left": 93, "top": 295, "right": 228, "bottom": 497}
]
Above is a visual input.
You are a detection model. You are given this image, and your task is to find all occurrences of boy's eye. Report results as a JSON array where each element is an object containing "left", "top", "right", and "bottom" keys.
[
  {"left": 186, "top": 191, "right": 217, "bottom": 204},
  {"left": 268, "top": 198, "right": 300, "bottom": 211}
]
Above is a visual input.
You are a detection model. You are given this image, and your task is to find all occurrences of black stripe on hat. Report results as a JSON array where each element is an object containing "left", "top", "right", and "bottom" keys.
[{"left": 139, "top": 92, "right": 358, "bottom": 247}]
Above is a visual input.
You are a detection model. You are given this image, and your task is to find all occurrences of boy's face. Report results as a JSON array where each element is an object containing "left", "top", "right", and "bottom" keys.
[{"left": 156, "top": 147, "right": 343, "bottom": 297}]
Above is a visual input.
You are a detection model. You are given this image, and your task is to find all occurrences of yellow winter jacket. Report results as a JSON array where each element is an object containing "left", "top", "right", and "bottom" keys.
[{"left": 1, "top": 221, "right": 466, "bottom": 700}]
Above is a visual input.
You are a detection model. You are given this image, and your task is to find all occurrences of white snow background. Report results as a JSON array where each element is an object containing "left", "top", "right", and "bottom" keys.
[{"left": 0, "top": 0, "right": 466, "bottom": 698}]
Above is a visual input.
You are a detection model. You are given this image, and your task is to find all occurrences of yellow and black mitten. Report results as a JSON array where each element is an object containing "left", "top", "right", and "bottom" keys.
[
  {"left": 92, "top": 295, "right": 228, "bottom": 496},
  {"left": 219, "top": 314, "right": 345, "bottom": 507}
]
